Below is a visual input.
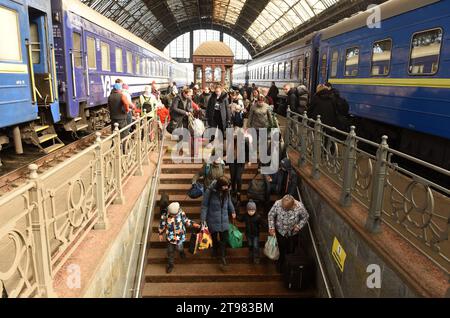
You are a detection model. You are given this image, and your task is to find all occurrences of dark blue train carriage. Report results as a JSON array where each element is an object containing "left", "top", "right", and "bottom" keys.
[
  {"left": 51, "top": 0, "right": 187, "bottom": 133},
  {"left": 317, "top": 0, "right": 450, "bottom": 169},
  {"left": 0, "top": 0, "right": 63, "bottom": 156}
]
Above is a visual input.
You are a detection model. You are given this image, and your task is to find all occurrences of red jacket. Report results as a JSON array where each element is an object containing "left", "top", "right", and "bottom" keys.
[{"left": 157, "top": 107, "right": 170, "bottom": 124}]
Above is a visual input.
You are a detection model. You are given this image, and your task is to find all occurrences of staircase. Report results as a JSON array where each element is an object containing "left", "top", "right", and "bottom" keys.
[{"left": 142, "top": 137, "right": 315, "bottom": 298}]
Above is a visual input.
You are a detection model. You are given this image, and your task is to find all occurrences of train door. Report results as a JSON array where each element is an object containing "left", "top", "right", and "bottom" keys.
[
  {"left": 311, "top": 47, "right": 320, "bottom": 93},
  {"left": 27, "top": 7, "right": 58, "bottom": 115},
  {"left": 71, "top": 29, "right": 87, "bottom": 102}
]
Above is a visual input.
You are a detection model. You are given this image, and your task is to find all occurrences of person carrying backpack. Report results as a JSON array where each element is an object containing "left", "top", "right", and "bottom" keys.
[
  {"left": 139, "top": 85, "right": 157, "bottom": 117},
  {"left": 192, "top": 154, "right": 225, "bottom": 189}
]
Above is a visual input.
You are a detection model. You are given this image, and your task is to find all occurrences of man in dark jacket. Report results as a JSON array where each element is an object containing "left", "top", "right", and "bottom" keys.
[
  {"left": 325, "top": 82, "right": 351, "bottom": 132},
  {"left": 201, "top": 87, "right": 212, "bottom": 110},
  {"left": 307, "top": 84, "right": 337, "bottom": 128},
  {"left": 268, "top": 82, "right": 279, "bottom": 111},
  {"left": 201, "top": 177, "right": 236, "bottom": 266},
  {"left": 265, "top": 158, "right": 298, "bottom": 198},
  {"left": 283, "top": 84, "right": 299, "bottom": 116},
  {"left": 108, "top": 83, "right": 130, "bottom": 139},
  {"left": 206, "top": 84, "right": 231, "bottom": 136},
  {"left": 170, "top": 88, "right": 194, "bottom": 155}
]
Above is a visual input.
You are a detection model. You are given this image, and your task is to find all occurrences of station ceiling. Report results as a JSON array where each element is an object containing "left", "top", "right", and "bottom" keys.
[{"left": 80, "top": 0, "right": 387, "bottom": 57}]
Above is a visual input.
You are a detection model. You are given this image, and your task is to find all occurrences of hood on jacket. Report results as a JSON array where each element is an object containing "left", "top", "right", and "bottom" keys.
[
  {"left": 315, "top": 88, "right": 334, "bottom": 100},
  {"left": 281, "top": 158, "right": 292, "bottom": 171},
  {"left": 297, "top": 85, "right": 308, "bottom": 96}
]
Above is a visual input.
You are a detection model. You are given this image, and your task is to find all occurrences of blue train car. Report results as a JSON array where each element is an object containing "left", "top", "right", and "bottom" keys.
[
  {"left": 317, "top": 0, "right": 450, "bottom": 168},
  {"left": 0, "top": 0, "right": 62, "bottom": 155},
  {"left": 51, "top": 0, "right": 188, "bottom": 132}
]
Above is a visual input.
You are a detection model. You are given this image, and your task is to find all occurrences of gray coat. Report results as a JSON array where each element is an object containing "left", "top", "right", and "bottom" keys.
[{"left": 201, "top": 181, "right": 235, "bottom": 233}]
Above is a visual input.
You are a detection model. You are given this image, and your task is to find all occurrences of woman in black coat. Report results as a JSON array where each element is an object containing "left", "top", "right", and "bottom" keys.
[{"left": 307, "top": 85, "right": 337, "bottom": 127}]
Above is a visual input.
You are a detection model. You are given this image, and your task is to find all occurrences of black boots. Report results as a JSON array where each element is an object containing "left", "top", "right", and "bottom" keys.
[{"left": 166, "top": 264, "right": 174, "bottom": 274}]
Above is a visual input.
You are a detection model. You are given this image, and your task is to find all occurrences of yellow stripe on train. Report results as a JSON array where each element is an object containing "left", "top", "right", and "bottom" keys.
[
  {"left": 328, "top": 78, "right": 450, "bottom": 89},
  {"left": 0, "top": 63, "right": 28, "bottom": 74}
]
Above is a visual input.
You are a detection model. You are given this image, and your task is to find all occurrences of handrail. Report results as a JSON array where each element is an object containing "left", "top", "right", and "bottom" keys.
[
  {"left": 133, "top": 123, "right": 167, "bottom": 298},
  {"left": 293, "top": 164, "right": 333, "bottom": 298},
  {"left": 285, "top": 109, "right": 450, "bottom": 274}
]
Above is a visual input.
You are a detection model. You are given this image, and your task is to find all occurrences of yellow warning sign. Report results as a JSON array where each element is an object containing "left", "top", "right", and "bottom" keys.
[{"left": 332, "top": 237, "right": 347, "bottom": 272}]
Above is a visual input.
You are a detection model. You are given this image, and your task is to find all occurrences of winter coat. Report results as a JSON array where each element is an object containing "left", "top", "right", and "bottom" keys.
[
  {"left": 170, "top": 95, "right": 193, "bottom": 127},
  {"left": 192, "top": 162, "right": 225, "bottom": 189},
  {"left": 268, "top": 85, "right": 279, "bottom": 105},
  {"left": 297, "top": 86, "right": 309, "bottom": 115},
  {"left": 201, "top": 93, "right": 212, "bottom": 109},
  {"left": 237, "top": 213, "right": 265, "bottom": 238},
  {"left": 307, "top": 89, "right": 337, "bottom": 127},
  {"left": 247, "top": 102, "right": 273, "bottom": 129},
  {"left": 287, "top": 88, "right": 299, "bottom": 114},
  {"left": 159, "top": 210, "right": 195, "bottom": 245},
  {"left": 201, "top": 181, "right": 235, "bottom": 233},
  {"left": 206, "top": 92, "right": 231, "bottom": 130}
]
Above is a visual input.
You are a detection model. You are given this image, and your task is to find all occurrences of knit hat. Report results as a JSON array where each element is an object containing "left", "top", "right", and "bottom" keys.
[
  {"left": 122, "top": 84, "right": 129, "bottom": 90},
  {"left": 247, "top": 200, "right": 256, "bottom": 211},
  {"left": 316, "top": 84, "right": 329, "bottom": 94},
  {"left": 167, "top": 202, "right": 180, "bottom": 215},
  {"left": 113, "top": 83, "right": 122, "bottom": 91}
]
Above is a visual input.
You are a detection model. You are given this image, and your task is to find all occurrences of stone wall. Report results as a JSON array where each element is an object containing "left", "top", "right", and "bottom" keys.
[
  {"left": 298, "top": 178, "right": 420, "bottom": 298},
  {"left": 83, "top": 180, "right": 152, "bottom": 298}
]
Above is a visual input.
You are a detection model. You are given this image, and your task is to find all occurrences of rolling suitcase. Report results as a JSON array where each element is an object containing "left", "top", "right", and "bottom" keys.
[{"left": 283, "top": 250, "right": 314, "bottom": 290}]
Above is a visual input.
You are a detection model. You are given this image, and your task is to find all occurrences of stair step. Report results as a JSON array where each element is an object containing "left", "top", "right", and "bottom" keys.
[
  {"left": 161, "top": 164, "right": 258, "bottom": 174},
  {"left": 142, "top": 281, "right": 313, "bottom": 298},
  {"left": 158, "top": 183, "right": 251, "bottom": 195},
  {"left": 34, "top": 125, "right": 49, "bottom": 133},
  {"left": 44, "top": 143, "right": 65, "bottom": 153},
  {"left": 156, "top": 194, "right": 278, "bottom": 206},
  {"left": 67, "top": 123, "right": 89, "bottom": 132},
  {"left": 160, "top": 174, "right": 259, "bottom": 184},
  {"left": 147, "top": 248, "right": 268, "bottom": 264},
  {"left": 38, "top": 133, "right": 58, "bottom": 144},
  {"left": 145, "top": 263, "right": 281, "bottom": 283},
  {"left": 151, "top": 220, "right": 252, "bottom": 233},
  {"left": 149, "top": 233, "right": 267, "bottom": 249},
  {"left": 74, "top": 117, "right": 82, "bottom": 122}
]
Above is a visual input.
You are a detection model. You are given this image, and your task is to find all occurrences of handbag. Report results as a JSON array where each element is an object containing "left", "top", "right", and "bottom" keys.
[
  {"left": 228, "top": 223, "right": 243, "bottom": 249},
  {"left": 197, "top": 225, "right": 213, "bottom": 251},
  {"left": 187, "top": 182, "right": 204, "bottom": 199},
  {"left": 264, "top": 236, "right": 280, "bottom": 260},
  {"left": 166, "top": 118, "right": 181, "bottom": 134},
  {"left": 189, "top": 117, "right": 205, "bottom": 137}
]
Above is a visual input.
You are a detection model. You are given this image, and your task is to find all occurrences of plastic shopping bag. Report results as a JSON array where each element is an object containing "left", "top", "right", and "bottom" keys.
[
  {"left": 197, "top": 225, "right": 213, "bottom": 251},
  {"left": 264, "top": 236, "right": 280, "bottom": 260},
  {"left": 228, "top": 223, "right": 243, "bottom": 248}
]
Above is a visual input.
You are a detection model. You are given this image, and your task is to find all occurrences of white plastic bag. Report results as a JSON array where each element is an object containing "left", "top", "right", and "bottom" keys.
[
  {"left": 190, "top": 118, "right": 205, "bottom": 137},
  {"left": 264, "top": 236, "right": 280, "bottom": 261}
]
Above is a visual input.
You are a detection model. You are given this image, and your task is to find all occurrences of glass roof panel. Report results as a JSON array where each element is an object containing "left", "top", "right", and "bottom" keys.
[
  {"left": 213, "top": 0, "right": 246, "bottom": 25},
  {"left": 247, "top": 0, "right": 341, "bottom": 47}
]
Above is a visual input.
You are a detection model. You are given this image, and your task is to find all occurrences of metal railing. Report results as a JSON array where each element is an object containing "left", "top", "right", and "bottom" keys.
[
  {"left": 285, "top": 110, "right": 450, "bottom": 274},
  {"left": 0, "top": 112, "right": 160, "bottom": 298}
]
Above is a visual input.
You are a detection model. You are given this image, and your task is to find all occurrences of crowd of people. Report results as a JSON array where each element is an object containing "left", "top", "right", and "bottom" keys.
[{"left": 108, "top": 78, "right": 349, "bottom": 276}]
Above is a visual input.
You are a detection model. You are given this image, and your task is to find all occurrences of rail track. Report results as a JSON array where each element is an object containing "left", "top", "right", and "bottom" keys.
[{"left": 0, "top": 127, "right": 111, "bottom": 196}]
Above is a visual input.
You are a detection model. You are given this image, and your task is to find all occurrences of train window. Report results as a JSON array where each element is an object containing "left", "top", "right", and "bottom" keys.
[
  {"left": 305, "top": 52, "right": 311, "bottom": 87},
  {"left": 87, "top": 37, "right": 96, "bottom": 69},
  {"left": 345, "top": 47, "right": 359, "bottom": 76},
  {"left": 72, "top": 32, "right": 82, "bottom": 68},
  {"left": 298, "top": 56, "right": 304, "bottom": 82},
  {"left": 100, "top": 42, "right": 110, "bottom": 71},
  {"left": 289, "top": 60, "right": 293, "bottom": 79},
  {"left": 283, "top": 61, "right": 288, "bottom": 79},
  {"left": 115, "top": 47, "right": 123, "bottom": 73},
  {"left": 409, "top": 28, "right": 442, "bottom": 75},
  {"left": 141, "top": 58, "right": 145, "bottom": 76},
  {"left": 135, "top": 56, "right": 140, "bottom": 75},
  {"left": 330, "top": 51, "right": 338, "bottom": 78},
  {"left": 278, "top": 63, "right": 282, "bottom": 79},
  {"left": 0, "top": 6, "right": 21, "bottom": 61},
  {"left": 126, "top": 51, "right": 132, "bottom": 74},
  {"left": 371, "top": 39, "right": 392, "bottom": 76},
  {"left": 320, "top": 53, "right": 327, "bottom": 80},
  {"left": 29, "top": 23, "right": 41, "bottom": 64}
]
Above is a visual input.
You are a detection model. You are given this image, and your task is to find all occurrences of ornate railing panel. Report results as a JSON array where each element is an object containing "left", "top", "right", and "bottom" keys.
[
  {"left": 0, "top": 114, "right": 159, "bottom": 297},
  {"left": 285, "top": 110, "right": 450, "bottom": 273}
]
